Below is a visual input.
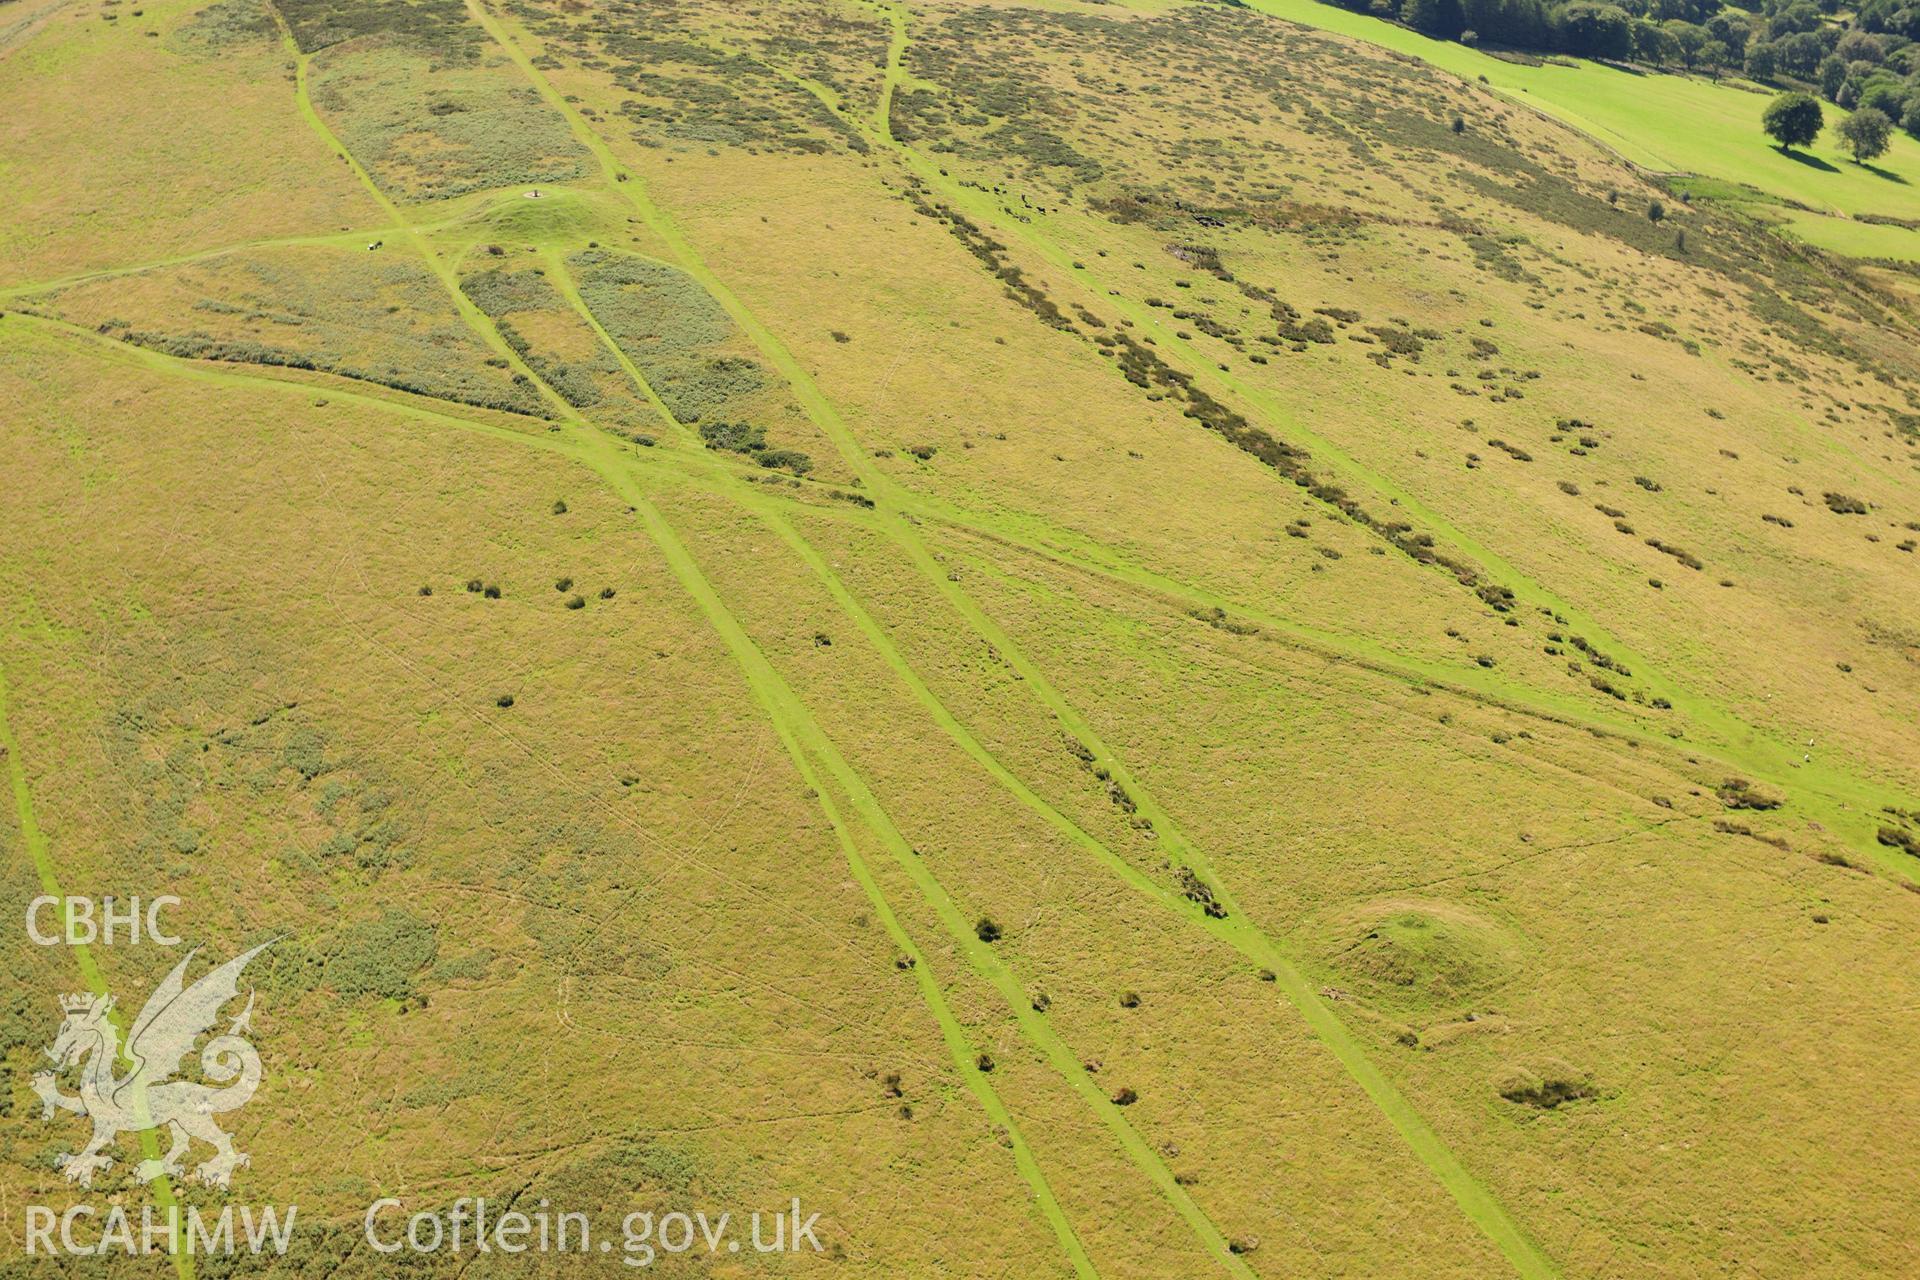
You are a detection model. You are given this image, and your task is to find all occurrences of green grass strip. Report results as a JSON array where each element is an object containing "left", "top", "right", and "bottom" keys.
[{"left": 0, "top": 665, "right": 194, "bottom": 1280}]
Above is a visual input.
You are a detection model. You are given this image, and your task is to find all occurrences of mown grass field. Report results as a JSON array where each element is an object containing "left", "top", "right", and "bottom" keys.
[{"left": 3, "top": 0, "right": 1918, "bottom": 1276}]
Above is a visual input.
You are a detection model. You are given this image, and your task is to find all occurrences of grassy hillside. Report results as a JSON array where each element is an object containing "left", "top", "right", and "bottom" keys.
[
  {"left": 2, "top": 0, "right": 1918, "bottom": 1276},
  {"left": 1238, "top": 0, "right": 1920, "bottom": 259}
]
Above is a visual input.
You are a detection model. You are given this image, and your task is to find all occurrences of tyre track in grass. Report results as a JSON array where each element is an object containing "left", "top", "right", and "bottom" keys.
[
  {"left": 22, "top": 241, "right": 1855, "bottom": 834},
  {"left": 24, "top": 219, "right": 1495, "bottom": 1272},
  {"left": 13, "top": 294, "right": 1108, "bottom": 1278},
  {"left": 582, "top": 453, "right": 1107, "bottom": 1280},
  {"left": 249, "top": 10, "right": 1192, "bottom": 1270},
  {"left": 16, "top": 0, "right": 1908, "bottom": 877},
  {"left": 804, "top": 0, "right": 1920, "bottom": 880},
  {"left": 44, "top": 0, "right": 1898, "bottom": 870},
  {"left": 0, "top": 226, "right": 415, "bottom": 299},
  {"left": 545, "top": 249, "right": 1271, "bottom": 1277},
  {"left": 262, "top": 3, "right": 582, "bottom": 424},
  {"left": 554, "top": 258, "right": 1574, "bottom": 1278},
  {"left": 0, "top": 663, "right": 194, "bottom": 1280},
  {"left": 462, "top": 3, "right": 1558, "bottom": 1274}
]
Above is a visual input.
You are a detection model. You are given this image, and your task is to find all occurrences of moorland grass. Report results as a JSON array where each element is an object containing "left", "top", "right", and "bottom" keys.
[{"left": 1238, "top": 0, "right": 1920, "bottom": 246}]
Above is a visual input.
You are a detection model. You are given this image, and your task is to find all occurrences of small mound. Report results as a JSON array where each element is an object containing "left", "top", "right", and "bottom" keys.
[
  {"left": 1496, "top": 1058, "right": 1597, "bottom": 1110},
  {"left": 1313, "top": 898, "right": 1520, "bottom": 1018},
  {"left": 466, "top": 188, "right": 610, "bottom": 247}
]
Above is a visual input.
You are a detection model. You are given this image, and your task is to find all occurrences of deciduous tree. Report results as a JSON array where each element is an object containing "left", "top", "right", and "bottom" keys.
[{"left": 1762, "top": 91, "right": 1824, "bottom": 148}]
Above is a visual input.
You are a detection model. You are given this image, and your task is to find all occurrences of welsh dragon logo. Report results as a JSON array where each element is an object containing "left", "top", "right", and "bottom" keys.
[{"left": 32, "top": 943, "right": 271, "bottom": 1188}]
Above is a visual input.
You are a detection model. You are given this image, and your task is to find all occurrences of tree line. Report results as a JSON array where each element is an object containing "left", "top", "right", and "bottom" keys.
[{"left": 1319, "top": 0, "right": 1920, "bottom": 141}]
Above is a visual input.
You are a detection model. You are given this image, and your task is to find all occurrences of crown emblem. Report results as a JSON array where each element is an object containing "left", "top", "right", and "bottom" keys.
[{"left": 36, "top": 944, "right": 270, "bottom": 1190}]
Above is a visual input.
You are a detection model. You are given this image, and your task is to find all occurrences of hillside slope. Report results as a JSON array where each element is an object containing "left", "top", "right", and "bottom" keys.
[{"left": 2, "top": 0, "right": 1917, "bottom": 1276}]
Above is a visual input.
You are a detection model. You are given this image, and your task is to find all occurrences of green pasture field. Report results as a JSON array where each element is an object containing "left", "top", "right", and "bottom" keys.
[{"left": 1239, "top": 0, "right": 1920, "bottom": 255}]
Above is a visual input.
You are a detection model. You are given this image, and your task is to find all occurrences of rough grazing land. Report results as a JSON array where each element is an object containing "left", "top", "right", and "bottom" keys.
[{"left": 2, "top": 0, "right": 1918, "bottom": 1276}]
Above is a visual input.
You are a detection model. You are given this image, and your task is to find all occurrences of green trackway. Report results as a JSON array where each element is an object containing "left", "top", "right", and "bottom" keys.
[
  {"left": 591, "top": 261, "right": 1580, "bottom": 1277},
  {"left": 468, "top": 1, "right": 1556, "bottom": 1274},
  {"left": 20, "top": 304, "right": 1109, "bottom": 1278},
  {"left": 19, "top": 287, "right": 1667, "bottom": 801},
  {"left": 263, "top": 8, "right": 1132, "bottom": 1271},
  {"left": 796, "top": 0, "right": 1920, "bottom": 884},
  {"left": 3, "top": 311, "right": 691, "bottom": 480},
  {"left": 9, "top": 226, "right": 1904, "bottom": 881},
  {"left": 6, "top": 0, "right": 1906, "bottom": 1271},
  {"left": 1, "top": 308, "right": 1095, "bottom": 1277},
  {"left": 553, "top": 243, "right": 1410, "bottom": 1276},
  {"left": 3, "top": 17, "right": 1897, "bottom": 1270},
  {"left": 542, "top": 0, "right": 1920, "bottom": 1256},
  {"left": 11, "top": 296, "right": 1224, "bottom": 1278},
  {"left": 460, "top": 81, "right": 1257, "bottom": 1280},
  {"left": 440, "top": 0, "right": 1908, "bottom": 1269},
  {"left": 6, "top": 10, "right": 1910, "bottom": 869},
  {"left": 696, "top": 45, "right": 1918, "bottom": 1275},
  {"left": 12, "top": 249, "right": 1741, "bottom": 1280},
  {"left": 272, "top": 0, "right": 1493, "bottom": 1267},
  {"left": 0, "top": 224, "right": 412, "bottom": 299},
  {"left": 18, "top": 282, "right": 1588, "bottom": 795},
  {"left": 578, "top": 450, "right": 1105, "bottom": 1280},
  {"left": 264, "top": 4, "right": 581, "bottom": 424},
  {"left": 14, "top": 246, "right": 1889, "bottom": 853},
  {"left": 10, "top": 182, "right": 1558, "bottom": 1278},
  {"left": 756, "top": 10, "right": 1920, "bottom": 898},
  {"left": 0, "top": 666, "right": 193, "bottom": 1280},
  {"left": 454, "top": 261, "right": 1243, "bottom": 1270}
]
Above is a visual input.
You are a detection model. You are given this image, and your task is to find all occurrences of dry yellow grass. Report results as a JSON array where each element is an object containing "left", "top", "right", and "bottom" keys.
[{"left": 3, "top": 0, "right": 1918, "bottom": 1275}]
